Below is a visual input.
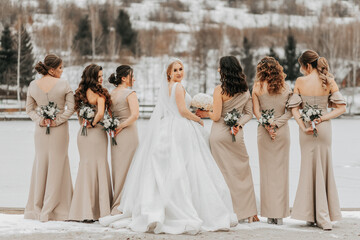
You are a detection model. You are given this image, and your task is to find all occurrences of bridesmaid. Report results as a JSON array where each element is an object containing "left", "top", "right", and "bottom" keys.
[
  {"left": 288, "top": 50, "right": 346, "bottom": 230},
  {"left": 252, "top": 57, "right": 292, "bottom": 225},
  {"left": 198, "top": 56, "right": 258, "bottom": 223},
  {"left": 25, "top": 54, "right": 74, "bottom": 221},
  {"left": 108, "top": 65, "right": 139, "bottom": 215},
  {"left": 68, "top": 64, "right": 113, "bottom": 222}
]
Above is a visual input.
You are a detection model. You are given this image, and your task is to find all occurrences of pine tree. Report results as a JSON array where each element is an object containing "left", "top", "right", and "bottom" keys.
[
  {"left": 115, "top": 9, "right": 137, "bottom": 54},
  {"left": 18, "top": 27, "right": 35, "bottom": 88},
  {"left": 282, "top": 33, "right": 300, "bottom": 81},
  {"left": 0, "top": 25, "right": 17, "bottom": 85},
  {"left": 268, "top": 45, "right": 280, "bottom": 62},
  {"left": 98, "top": 5, "right": 110, "bottom": 55},
  {"left": 73, "top": 15, "right": 92, "bottom": 56},
  {"left": 241, "top": 36, "right": 255, "bottom": 90}
]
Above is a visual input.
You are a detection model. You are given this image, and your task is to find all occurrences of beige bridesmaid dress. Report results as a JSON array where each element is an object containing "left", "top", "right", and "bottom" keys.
[
  {"left": 68, "top": 107, "right": 112, "bottom": 221},
  {"left": 257, "top": 86, "right": 292, "bottom": 219},
  {"left": 110, "top": 89, "right": 139, "bottom": 215},
  {"left": 288, "top": 92, "right": 346, "bottom": 229},
  {"left": 209, "top": 90, "right": 257, "bottom": 220},
  {"left": 24, "top": 79, "right": 75, "bottom": 221}
]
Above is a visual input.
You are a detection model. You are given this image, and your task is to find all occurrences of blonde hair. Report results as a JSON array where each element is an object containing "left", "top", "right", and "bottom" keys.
[
  {"left": 166, "top": 60, "right": 183, "bottom": 82},
  {"left": 298, "top": 50, "right": 333, "bottom": 90}
]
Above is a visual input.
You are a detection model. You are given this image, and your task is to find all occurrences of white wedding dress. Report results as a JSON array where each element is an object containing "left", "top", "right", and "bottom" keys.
[{"left": 100, "top": 63, "right": 238, "bottom": 234}]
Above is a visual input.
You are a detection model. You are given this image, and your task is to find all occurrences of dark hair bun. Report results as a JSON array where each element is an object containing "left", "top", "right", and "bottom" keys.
[
  {"left": 108, "top": 73, "right": 117, "bottom": 84},
  {"left": 35, "top": 61, "right": 49, "bottom": 75}
]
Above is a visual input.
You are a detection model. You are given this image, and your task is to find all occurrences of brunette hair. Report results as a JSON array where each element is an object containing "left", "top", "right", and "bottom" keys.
[
  {"left": 166, "top": 60, "right": 184, "bottom": 82},
  {"left": 108, "top": 65, "right": 133, "bottom": 87},
  {"left": 256, "top": 56, "right": 286, "bottom": 94},
  {"left": 298, "top": 50, "right": 333, "bottom": 90},
  {"left": 74, "top": 64, "right": 111, "bottom": 112},
  {"left": 34, "top": 54, "right": 62, "bottom": 75},
  {"left": 219, "top": 56, "right": 248, "bottom": 97}
]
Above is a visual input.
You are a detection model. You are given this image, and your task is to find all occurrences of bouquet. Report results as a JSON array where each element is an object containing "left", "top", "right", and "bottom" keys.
[
  {"left": 300, "top": 102, "right": 322, "bottom": 137},
  {"left": 38, "top": 101, "right": 59, "bottom": 134},
  {"left": 100, "top": 111, "right": 120, "bottom": 146},
  {"left": 191, "top": 93, "right": 213, "bottom": 111},
  {"left": 224, "top": 108, "right": 240, "bottom": 142},
  {"left": 258, "top": 109, "right": 276, "bottom": 131},
  {"left": 78, "top": 103, "right": 95, "bottom": 136}
]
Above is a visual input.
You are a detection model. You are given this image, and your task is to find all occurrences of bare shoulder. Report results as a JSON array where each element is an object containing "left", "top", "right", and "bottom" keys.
[{"left": 252, "top": 81, "right": 261, "bottom": 95}]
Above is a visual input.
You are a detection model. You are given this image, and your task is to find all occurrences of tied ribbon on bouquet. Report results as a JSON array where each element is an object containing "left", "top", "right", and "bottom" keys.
[
  {"left": 300, "top": 102, "right": 322, "bottom": 137},
  {"left": 258, "top": 108, "right": 277, "bottom": 138},
  {"left": 100, "top": 111, "right": 120, "bottom": 146},
  {"left": 38, "top": 101, "right": 59, "bottom": 134},
  {"left": 224, "top": 108, "right": 241, "bottom": 142},
  {"left": 78, "top": 103, "right": 95, "bottom": 136},
  {"left": 191, "top": 93, "right": 213, "bottom": 111}
]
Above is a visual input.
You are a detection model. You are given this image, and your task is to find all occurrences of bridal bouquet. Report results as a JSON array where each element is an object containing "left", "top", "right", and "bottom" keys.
[
  {"left": 191, "top": 93, "right": 213, "bottom": 111},
  {"left": 38, "top": 101, "right": 59, "bottom": 134},
  {"left": 100, "top": 112, "right": 120, "bottom": 146},
  {"left": 78, "top": 103, "right": 95, "bottom": 136},
  {"left": 301, "top": 102, "right": 322, "bottom": 137},
  {"left": 258, "top": 108, "right": 276, "bottom": 131},
  {"left": 224, "top": 108, "right": 240, "bottom": 142}
]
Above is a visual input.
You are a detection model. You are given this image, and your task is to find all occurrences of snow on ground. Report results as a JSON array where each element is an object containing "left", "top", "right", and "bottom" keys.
[
  {"left": 0, "top": 119, "right": 359, "bottom": 209},
  {"left": 0, "top": 212, "right": 359, "bottom": 240}
]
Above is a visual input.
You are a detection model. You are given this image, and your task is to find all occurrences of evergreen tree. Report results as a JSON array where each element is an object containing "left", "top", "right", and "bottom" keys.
[
  {"left": 268, "top": 45, "right": 280, "bottom": 62},
  {"left": 282, "top": 33, "right": 300, "bottom": 81},
  {"left": 0, "top": 25, "right": 17, "bottom": 85},
  {"left": 73, "top": 15, "right": 92, "bottom": 56},
  {"left": 18, "top": 27, "right": 35, "bottom": 88},
  {"left": 98, "top": 5, "right": 110, "bottom": 55},
  {"left": 115, "top": 10, "right": 137, "bottom": 54},
  {"left": 241, "top": 36, "right": 255, "bottom": 90}
]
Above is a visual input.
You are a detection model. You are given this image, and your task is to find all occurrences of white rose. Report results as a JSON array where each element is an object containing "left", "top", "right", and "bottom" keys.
[{"left": 88, "top": 112, "right": 94, "bottom": 118}]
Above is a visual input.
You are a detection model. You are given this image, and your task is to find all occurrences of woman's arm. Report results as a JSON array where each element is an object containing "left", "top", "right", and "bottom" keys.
[
  {"left": 55, "top": 81, "right": 75, "bottom": 126},
  {"left": 208, "top": 86, "right": 222, "bottom": 122},
  {"left": 238, "top": 96, "right": 253, "bottom": 128},
  {"left": 175, "top": 83, "right": 203, "bottom": 126},
  {"left": 252, "top": 87, "right": 261, "bottom": 120},
  {"left": 117, "top": 92, "right": 139, "bottom": 131},
  {"left": 92, "top": 96, "right": 105, "bottom": 125},
  {"left": 26, "top": 87, "right": 45, "bottom": 126},
  {"left": 318, "top": 81, "right": 346, "bottom": 122}
]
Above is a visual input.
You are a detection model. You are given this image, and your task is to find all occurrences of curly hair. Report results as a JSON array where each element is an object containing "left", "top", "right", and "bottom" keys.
[
  {"left": 256, "top": 56, "right": 286, "bottom": 94},
  {"left": 108, "top": 65, "right": 133, "bottom": 87},
  {"left": 298, "top": 50, "right": 333, "bottom": 90},
  {"left": 219, "top": 56, "right": 248, "bottom": 97},
  {"left": 74, "top": 64, "right": 111, "bottom": 112}
]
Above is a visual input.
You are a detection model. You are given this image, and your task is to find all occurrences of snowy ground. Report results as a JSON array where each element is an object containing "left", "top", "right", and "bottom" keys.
[
  {"left": 0, "top": 118, "right": 359, "bottom": 209},
  {"left": 0, "top": 212, "right": 359, "bottom": 240}
]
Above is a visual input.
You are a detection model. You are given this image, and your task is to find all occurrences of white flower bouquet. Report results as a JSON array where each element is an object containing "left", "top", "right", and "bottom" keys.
[
  {"left": 191, "top": 93, "right": 213, "bottom": 111},
  {"left": 38, "top": 101, "right": 59, "bottom": 134},
  {"left": 100, "top": 111, "right": 120, "bottom": 146},
  {"left": 301, "top": 102, "right": 322, "bottom": 137},
  {"left": 78, "top": 103, "right": 96, "bottom": 136},
  {"left": 258, "top": 109, "right": 276, "bottom": 130},
  {"left": 224, "top": 108, "right": 240, "bottom": 142}
]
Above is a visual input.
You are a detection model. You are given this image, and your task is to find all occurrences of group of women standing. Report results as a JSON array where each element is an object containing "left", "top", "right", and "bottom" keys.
[{"left": 24, "top": 49, "right": 346, "bottom": 234}]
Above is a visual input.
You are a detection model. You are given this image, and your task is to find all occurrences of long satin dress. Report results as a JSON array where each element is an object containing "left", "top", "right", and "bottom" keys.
[
  {"left": 288, "top": 91, "right": 346, "bottom": 229},
  {"left": 209, "top": 90, "right": 258, "bottom": 220},
  {"left": 110, "top": 89, "right": 139, "bottom": 215},
  {"left": 25, "top": 79, "right": 74, "bottom": 221},
  {"left": 68, "top": 106, "right": 112, "bottom": 221},
  {"left": 257, "top": 87, "right": 292, "bottom": 219}
]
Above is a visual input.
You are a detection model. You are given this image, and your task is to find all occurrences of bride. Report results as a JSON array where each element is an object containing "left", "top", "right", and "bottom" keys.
[{"left": 100, "top": 58, "right": 238, "bottom": 234}]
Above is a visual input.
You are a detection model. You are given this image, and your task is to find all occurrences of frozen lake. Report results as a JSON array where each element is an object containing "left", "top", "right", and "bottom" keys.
[{"left": 0, "top": 118, "right": 359, "bottom": 209}]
